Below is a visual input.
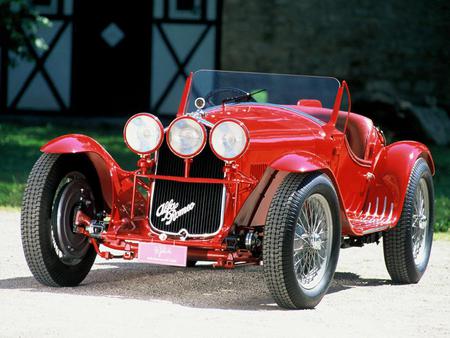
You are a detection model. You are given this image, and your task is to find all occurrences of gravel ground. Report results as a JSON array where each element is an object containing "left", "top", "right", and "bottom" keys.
[{"left": 1, "top": 210, "right": 449, "bottom": 337}]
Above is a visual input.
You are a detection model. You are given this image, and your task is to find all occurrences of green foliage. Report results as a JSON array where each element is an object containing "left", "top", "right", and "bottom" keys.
[
  {"left": 0, "top": 0, "right": 51, "bottom": 64},
  {"left": 435, "top": 196, "right": 450, "bottom": 232},
  {"left": 434, "top": 231, "right": 450, "bottom": 241},
  {"left": 430, "top": 145, "right": 450, "bottom": 232}
]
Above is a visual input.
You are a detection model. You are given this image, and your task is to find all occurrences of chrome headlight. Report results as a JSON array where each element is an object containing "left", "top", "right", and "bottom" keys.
[
  {"left": 167, "top": 116, "right": 207, "bottom": 158},
  {"left": 123, "top": 113, "right": 164, "bottom": 154},
  {"left": 210, "top": 119, "right": 249, "bottom": 161}
]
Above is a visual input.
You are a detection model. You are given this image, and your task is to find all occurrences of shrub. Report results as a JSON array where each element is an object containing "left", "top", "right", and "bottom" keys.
[{"left": 435, "top": 196, "right": 450, "bottom": 232}]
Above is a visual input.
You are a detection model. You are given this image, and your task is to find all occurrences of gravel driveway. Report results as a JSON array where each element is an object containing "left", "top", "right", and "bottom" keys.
[{"left": 1, "top": 210, "right": 449, "bottom": 337}]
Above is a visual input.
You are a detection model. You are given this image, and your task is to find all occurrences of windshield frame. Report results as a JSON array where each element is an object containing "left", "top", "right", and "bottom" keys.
[{"left": 182, "top": 69, "right": 341, "bottom": 114}]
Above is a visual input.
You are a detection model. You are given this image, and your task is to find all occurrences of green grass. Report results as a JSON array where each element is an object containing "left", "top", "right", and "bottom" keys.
[
  {"left": 0, "top": 205, "right": 20, "bottom": 212},
  {"left": 0, "top": 122, "right": 136, "bottom": 207},
  {"left": 0, "top": 122, "right": 448, "bottom": 231},
  {"left": 434, "top": 231, "right": 450, "bottom": 241},
  {"left": 429, "top": 145, "right": 450, "bottom": 232}
]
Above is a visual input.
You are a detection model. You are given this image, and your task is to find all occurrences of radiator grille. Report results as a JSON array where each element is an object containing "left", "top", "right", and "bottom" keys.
[{"left": 150, "top": 142, "right": 225, "bottom": 236}]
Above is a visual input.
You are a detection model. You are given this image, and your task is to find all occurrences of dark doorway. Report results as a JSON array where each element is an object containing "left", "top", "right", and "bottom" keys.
[{"left": 72, "top": 0, "right": 152, "bottom": 115}]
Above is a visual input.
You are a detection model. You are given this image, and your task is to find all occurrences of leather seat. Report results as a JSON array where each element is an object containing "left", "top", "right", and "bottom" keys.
[
  {"left": 344, "top": 113, "right": 373, "bottom": 159},
  {"left": 292, "top": 106, "right": 374, "bottom": 160}
]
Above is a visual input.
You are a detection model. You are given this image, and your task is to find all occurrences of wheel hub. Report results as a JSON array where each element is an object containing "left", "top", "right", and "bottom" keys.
[
  {"left": 51, "top": 178, "right": 95, "bottom": 265},
  {"left": 418, "top": 215, "right": 428, "bottom": 229},
  {"left": 293, "top": 194, "right": 333, "bottom": 290},
  {"left": 309, "top": 233, "right": 323, "bottom": 251}
]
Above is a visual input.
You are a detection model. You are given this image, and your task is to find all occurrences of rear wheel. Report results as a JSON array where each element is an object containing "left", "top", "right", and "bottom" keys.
[
  {"left": 383, "top": 158, "right": 434, "bottom": 283},
  {"left": 263, "top": 173, "right": 341, "bottom": 309},
  {"left": 21, "top": 153, "right": 99, "bottom": 286}
]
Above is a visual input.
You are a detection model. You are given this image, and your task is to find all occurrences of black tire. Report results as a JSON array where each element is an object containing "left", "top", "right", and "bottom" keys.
[
  {"left": 263, "top": 173, "right": 341, "bottom": 309},
  {"left": 21, "top": 153, "right": 100, "bottom": 287},
  {"left": 383, "top": 158, "right": 434, "bottom": 284}
]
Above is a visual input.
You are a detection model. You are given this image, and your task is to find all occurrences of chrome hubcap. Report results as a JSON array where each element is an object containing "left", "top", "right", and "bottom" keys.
[
  {"left": 412, "top": 178, "right": 429, "bottom": 266},
  {"left": 293, "top": 194, "right": 332, "bottom": 289}
]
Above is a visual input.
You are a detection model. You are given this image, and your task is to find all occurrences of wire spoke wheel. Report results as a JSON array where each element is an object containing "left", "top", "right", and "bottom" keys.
[
  {"left": 383, "top": 158, "right": 434, "bottom": 284},
  {"left": 264, "top": 173, "right": 340, "bottom": 309},
  {"left": 294, "top": 194, "right": 332, "bottom": 289},
  {"left": 411, "top": 178, "right": 430, "bottom": 267}
]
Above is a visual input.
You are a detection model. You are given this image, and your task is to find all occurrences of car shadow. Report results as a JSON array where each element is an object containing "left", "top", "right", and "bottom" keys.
[
  {"left": 327, "top": 272, "right": 391, "bottom": 295},
  {"left": 0, "top": 262, "right": 391, "bottom": 311}
]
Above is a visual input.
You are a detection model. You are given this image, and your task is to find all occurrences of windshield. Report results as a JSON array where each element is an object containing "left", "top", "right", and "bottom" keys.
[{"left": 185, "top": 70, "right": 340, "bottom": 113}]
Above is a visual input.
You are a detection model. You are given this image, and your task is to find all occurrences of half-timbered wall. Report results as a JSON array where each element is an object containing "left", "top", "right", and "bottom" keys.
[{"left": 0, "top": 0, "right": 222, "bottom": 116}]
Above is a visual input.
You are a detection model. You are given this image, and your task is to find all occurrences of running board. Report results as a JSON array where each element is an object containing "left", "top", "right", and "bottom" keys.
[{"left": 347, "top": 196, "right": 397, "bottom": 235}]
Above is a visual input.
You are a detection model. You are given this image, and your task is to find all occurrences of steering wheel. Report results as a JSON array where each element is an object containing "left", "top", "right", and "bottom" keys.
[{"left": 204, "top": 87, "right": 256, "bottom": 106}]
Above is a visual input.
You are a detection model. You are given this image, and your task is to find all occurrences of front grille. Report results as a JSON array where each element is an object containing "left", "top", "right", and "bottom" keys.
[{"left": 150, "top": 142, "right": 225, "bottom": 236}]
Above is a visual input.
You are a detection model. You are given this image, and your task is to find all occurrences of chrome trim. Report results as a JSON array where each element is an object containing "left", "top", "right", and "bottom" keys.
[
  {"left": 185, "top": 108, "right": 214, "bottom": 128},
  {"left": 361, "top": 226, "right": 389, "bottom": 235},
  {"left": 197, "top": 117, "right": 214, "bottom": 128}
]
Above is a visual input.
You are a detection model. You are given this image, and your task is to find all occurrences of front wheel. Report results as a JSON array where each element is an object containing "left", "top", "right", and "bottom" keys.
[
  {"left": 263, "top": 173, "right": 341, "bottom": 309},
  {"left": 21, "top": 153, "right": 99, "bottom": 286}
]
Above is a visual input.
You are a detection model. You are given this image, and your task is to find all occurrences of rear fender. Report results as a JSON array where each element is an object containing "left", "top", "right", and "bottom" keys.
[
  {"left": 41, "top": 134, "right": 131, "bottom": 209},
  {"left": 367, "top": 141, "right": 434, "bottom": 227},
  {"left": 235, "top": 152, "right": 351, "bottom": 232}
]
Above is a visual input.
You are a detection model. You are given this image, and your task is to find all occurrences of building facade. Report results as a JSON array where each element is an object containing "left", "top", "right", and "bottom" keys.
[
  {"left": 0, "top": 0, "right": 222, "bottom": 117},
  {"left": 1, "top": 0, "right": 448, "bottom": 119}
]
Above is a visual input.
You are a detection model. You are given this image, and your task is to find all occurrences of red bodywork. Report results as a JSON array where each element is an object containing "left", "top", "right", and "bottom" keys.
[{"left": 41, "top": 75, "right": 434, "bottom": 267}]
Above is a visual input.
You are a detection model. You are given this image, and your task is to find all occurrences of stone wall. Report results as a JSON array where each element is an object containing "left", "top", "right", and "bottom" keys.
[{"left": 221, "top": 0, "right": 450, "bottom": 111}]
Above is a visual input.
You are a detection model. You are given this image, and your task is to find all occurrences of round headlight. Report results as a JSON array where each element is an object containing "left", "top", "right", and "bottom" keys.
[
  {"left": 167, "top": 116, "right": 207, "bottom": 158},
  {"left": 210, "top": 119, "right": 249, "bottom": 161},
  {"left": 123, "top": 113, "right": 164, "bottom": 154}
]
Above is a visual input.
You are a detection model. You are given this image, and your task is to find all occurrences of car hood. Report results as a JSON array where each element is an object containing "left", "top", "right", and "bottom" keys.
[{"left": 202, "top": 103, "right": 324, "bottom": 138}]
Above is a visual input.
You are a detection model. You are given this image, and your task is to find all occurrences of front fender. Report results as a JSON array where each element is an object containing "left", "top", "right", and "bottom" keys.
[
  {"left": 235, "top": 151, "right": 350, "bottom": 230},
  {"left": 41, "top": 134, "right": 128, "bottom": 209},
  {"left": 270, "top": 151, "right": 350, "bottom": 227},
  {"left": 269, "top": 152, "right": 329, "bottom": 173},
  {"left": 41, "top": 134, "right": 117, "bottom": 164},
  {"left": 368, "top": 141, "right": 434, "bottom": 227}
]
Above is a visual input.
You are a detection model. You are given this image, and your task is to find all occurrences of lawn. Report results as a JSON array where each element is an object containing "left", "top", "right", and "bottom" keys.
[
  {"left": 0, "top": 121, "right": 136, "bottom": 207},
  {"left": 0, "top": 121, "right": 448, "bottom": 232}
]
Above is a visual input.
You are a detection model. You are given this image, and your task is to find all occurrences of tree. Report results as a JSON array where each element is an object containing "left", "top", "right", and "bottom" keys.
[{"left": 0, "top": 0, "right": 51, "bottom": 66}]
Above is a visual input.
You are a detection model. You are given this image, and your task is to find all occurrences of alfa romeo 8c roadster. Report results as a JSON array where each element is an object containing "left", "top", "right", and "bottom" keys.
[{"left": 21, "top": 70, "right": 435, "bottom": 309}]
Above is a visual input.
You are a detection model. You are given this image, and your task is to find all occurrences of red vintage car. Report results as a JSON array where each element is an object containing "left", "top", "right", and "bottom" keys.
[{"left": 21, "top": 70, "right": 434, "bottom": 309}]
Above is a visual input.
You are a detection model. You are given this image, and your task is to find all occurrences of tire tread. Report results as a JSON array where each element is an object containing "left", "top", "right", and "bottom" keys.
[
  {"left": 263, "top": 174, "right": 305, "bottom": 309},
  {"left": 21, "top": 153, "right": 61, "bottom": 286},
  {"left": 21, "top": 153, "right": 97, "bottom": 287},
  {"left": 383, "top": 158, "right": 434, "bottom": 283}
]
